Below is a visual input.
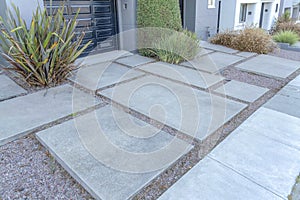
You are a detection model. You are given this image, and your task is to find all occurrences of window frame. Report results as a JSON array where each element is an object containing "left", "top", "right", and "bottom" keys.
[
  {"left": 239, "top": 3, "right": 247, "bottom": 23},
  {"left": 208, "top": 0, "right": 215, "bottom": 9}
]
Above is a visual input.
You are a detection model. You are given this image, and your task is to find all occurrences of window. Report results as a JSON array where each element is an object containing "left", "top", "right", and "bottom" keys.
[
  {"left": 208, "top": 0, "right": 215, "bottom": 8},
  {"left": 239, "top": 4, "right": 247, "bottom": 23}
]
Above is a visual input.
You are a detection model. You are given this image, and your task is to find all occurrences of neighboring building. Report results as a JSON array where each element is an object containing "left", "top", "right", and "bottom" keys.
[
  {"left": 219, "top": 0, "right": 281, "bottom": 32},
  {"left": 280, "top": 0, "right": 300, "bottom": 20}
]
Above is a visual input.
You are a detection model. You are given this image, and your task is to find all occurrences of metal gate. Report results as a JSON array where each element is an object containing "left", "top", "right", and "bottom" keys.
[{"left": 44, "top": 0, "right": 118, "bottom": 56}]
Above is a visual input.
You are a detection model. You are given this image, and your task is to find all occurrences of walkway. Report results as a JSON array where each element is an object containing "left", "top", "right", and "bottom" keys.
[{"left": 1, "top": 42, "right": 300, "bottom": 199}]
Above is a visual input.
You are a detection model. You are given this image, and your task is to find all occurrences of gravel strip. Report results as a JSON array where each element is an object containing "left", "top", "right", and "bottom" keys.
[
  {"left": 269, "top": 49, "right": 300, "bottom": 62},
  {"left": 0, "top": 135, "right": 94, "bottom": 199}
]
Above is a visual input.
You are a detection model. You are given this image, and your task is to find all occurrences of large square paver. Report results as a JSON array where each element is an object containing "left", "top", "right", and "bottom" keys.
[
  {"left": 197, "top": 48, "right": 214, "bottom": 57},
  {"left": 264, "top": 85, "right": 300, "bottom": 118},
  {"left": 70, "top": 62, "right": 144, "bottom": 91},
  {"left": 209, "top": 112, "right": 300, "bottom": 198},
  {"left": 36, "top": 105, "right": 191, "bottom": 200},
  {"left": 200, "top": 41, "right": 239, "bottom": 54},
  {"left": 0, "top": 84, "right": 100, "bottom": 146},
  {"left": 0, "top": 74, "right": 26, "bottom": 100},
  {"left": 138, "top": 62, "right": 224, "bottom": 89},
  {"left": 238, "top": 108, "right": 300, "bottom": 150},
  {"left": 116, "top": 54, "right": 155, "bottom": 67},
  {"left": 289, "top": 75, "right": 300, "bottom": 87},
  {"left": 98, "top": 75, "right": 246, "bottom": 140},
  {"left": 159, "top": 157, "right": 281, "bottom": 200},
  {"left": 235, "top": 55, "right": 300, "bottom": 78},
  {"left": 214, "top": 80, "right": 269, "bottom": 102},
  {"left": 181, "top": 52, "right": 244, "bottom": 73},
  {"left": 75, "top": 50, "right": 133, "bottom": 66}
]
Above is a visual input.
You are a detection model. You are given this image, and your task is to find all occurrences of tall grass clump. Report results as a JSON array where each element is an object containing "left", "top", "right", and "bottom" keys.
[
  {"left": 273, "top": 30, "right": 299, "bottom": 45},
  {"left": 0, "top": 5, "right": 91, "bottom": 87}
]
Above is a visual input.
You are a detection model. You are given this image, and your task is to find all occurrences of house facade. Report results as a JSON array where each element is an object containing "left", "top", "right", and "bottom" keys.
[
  {"left": 0, "top": 0, "right": 290, "bottom": 56},
  {"left": 280, "top": 0, "right": 300, "bottom": 20},
  {"left": 219, "top": 0, "right": 281, "bottom": 31}
]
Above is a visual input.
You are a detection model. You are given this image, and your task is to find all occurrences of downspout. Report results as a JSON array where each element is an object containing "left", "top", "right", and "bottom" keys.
[{"left": 217, "top": 0, "right": 221, "bottom": 33}]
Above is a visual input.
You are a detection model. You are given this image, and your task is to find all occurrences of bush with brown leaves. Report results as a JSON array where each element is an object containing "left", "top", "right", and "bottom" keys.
[
  {"left": 210, "top": 28, "right": 276, "bottom": 54},
  {"left": 209, "top": 31, "right": 237, "bottom": 48}
]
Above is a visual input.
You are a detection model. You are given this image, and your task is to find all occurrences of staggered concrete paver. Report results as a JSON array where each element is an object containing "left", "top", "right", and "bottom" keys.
[
  {"left": 98, "top": 75, "right": 246, "bottom": 140},
  {"left": 181, "top": 52, "right": 244, "bottom": 73},
  {"left": 200, "top": 41, "right": 239, "bottom": 54},
  {"left": 116, "top": 54, "right": 155, "bottom": 67},
  {"left": 75, "top": 50, "right": 133, "bottom": 67},
  {"left": 209, "top": 112, "right": 300, "bottom": 198},
  {"left": 70, "top": 62, "right": 144, "bottom": 91},
  {"left": 238, "top": 108, "right": 300, "bottom": 150},
  {"left": 2, "top": 43, "right": 300, "bottom": 199},
  {"left": 160, "top": 106, "right": 300, "bottom": 199},
  {"left": 236, "top": 55, "right": 300, "bottom": 78},
  {"left": 138, "top": 62, "right": 224, "bottom": 89},
  {"left": 197, "top": 48, "right": 214, "bottom": 57},
  {"left": 264, "top": 75, "right": 300, "bottom": 118},
  {"left": 37, "top": 105, "right": 191, "bottom": 200},
  {"left": 214, "top": 80, "right": 269, "bottom": 102},
  {"left": 0, "top": 84, "right": 99, "bottom": 146},
  {"left": 159, "top": 157, "right": 282, "bottom": 200},
  {"left": 0, "top": 74, "right": 26, "bottom": 100}
]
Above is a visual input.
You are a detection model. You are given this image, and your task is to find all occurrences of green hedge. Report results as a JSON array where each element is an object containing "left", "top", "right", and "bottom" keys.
[
  {"left": 137, "top": 0, "right": 182, "bottom": 30},
  {"left": 137, "top": 0, "right": 183, "bottom": 56}
]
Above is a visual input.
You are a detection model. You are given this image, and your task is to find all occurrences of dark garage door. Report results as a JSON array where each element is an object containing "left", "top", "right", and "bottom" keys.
[{"left": 44, "top": 0, "right": 118, "bottom": 56}]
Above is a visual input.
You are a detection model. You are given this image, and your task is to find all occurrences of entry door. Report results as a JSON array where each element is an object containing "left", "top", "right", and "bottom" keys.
[
  {"left": 259, "top": 3, "right": 265, "bottom": 28},
  {"left": 44, "top": 0, "right": 118, "bottom": 56}
]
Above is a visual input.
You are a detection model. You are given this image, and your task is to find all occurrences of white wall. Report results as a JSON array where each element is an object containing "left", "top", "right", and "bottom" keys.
[
  {"left": 219, "top": 0, "right": 236, "bottom": 32},
  {"left": 194, "top": 0, "right": 219, "bottom": 40},
  {"left": 6, "top": 0, "right": 44, "bottom": 25},
  {"left": 231, "top": 0, "right": 280, "bottom": 31}
]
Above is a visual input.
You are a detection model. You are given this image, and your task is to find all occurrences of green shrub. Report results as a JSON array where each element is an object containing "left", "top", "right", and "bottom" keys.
[
  {"left": 274, "top": 22, "right": 300, "bottom": 37},
  {"left": 137, "top": 0, "right": 182, "bottom": 30},
  {"left": 210, "top": 28, "right": 276, "bottom": 54},
  {"left": 278, "top": 11, "right": 291, "bottom": 23},
  {"left": 273, "top": 30, "right": 300, "bottom": 45},
  {"left": 151, "top": 30, "right": 200, "bottom": 64},
  {"left": 137, "top": 0, "right": 182, "bottom": 56},
  {"left": 0, "top": 5, "right": 90, "bottom": 87}
]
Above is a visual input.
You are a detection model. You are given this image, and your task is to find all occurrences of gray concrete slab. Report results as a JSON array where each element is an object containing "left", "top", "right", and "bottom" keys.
[
  {"left": 36, "top": 105, "right": 191, "bottom": 200},
  {"left": 264, "top": 85, "right": 300, "bottom": 118},
  {"left": 236, "top": 51, "right": 257, "bottom": 58},
  {"left": 200, "top": 41, "right": 239, "bottom": 54},
  {"left": 70, "top": 62, "right": 144, "bottom": 91},
  {"left": 116, "top": 54, "right": 155, "bottom": 67},
  {"left": 0, "top": 84, "right": 100, "bottom": 146},
  {"left": 0, "top": 74, "right": 26, "bottom": 100},
  {"left": 238, "top": 108, "right": 300, "bottom": 150},
  {"left": 159, "top": 157, "right": 282, "bottom": 200},
  {"left": 289, "top": 75, "right": 300, "bottom": 87},
  {"left": 214, "top": 80, "right": 269, "bottom": 102},
  {"left": 197, "top": 48, "right": 214, "bottom": 57},
  {"left": 181, "top": 52, "right": 244, "bottom": 73},
  {"left": 235, "top": 55, "right": 300, "bottom": 78},
  {"left": 210, "top": 118, "right": 300, "bottom": 198},
  {"left": 138, "top": 62, "right": 224, "bottom": 89},
  {"left": 75, "top": 50, "right": 133, "bottom": 67},
  {"left": 98, "top": 75, "right": 246, "bottom": 140}
]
